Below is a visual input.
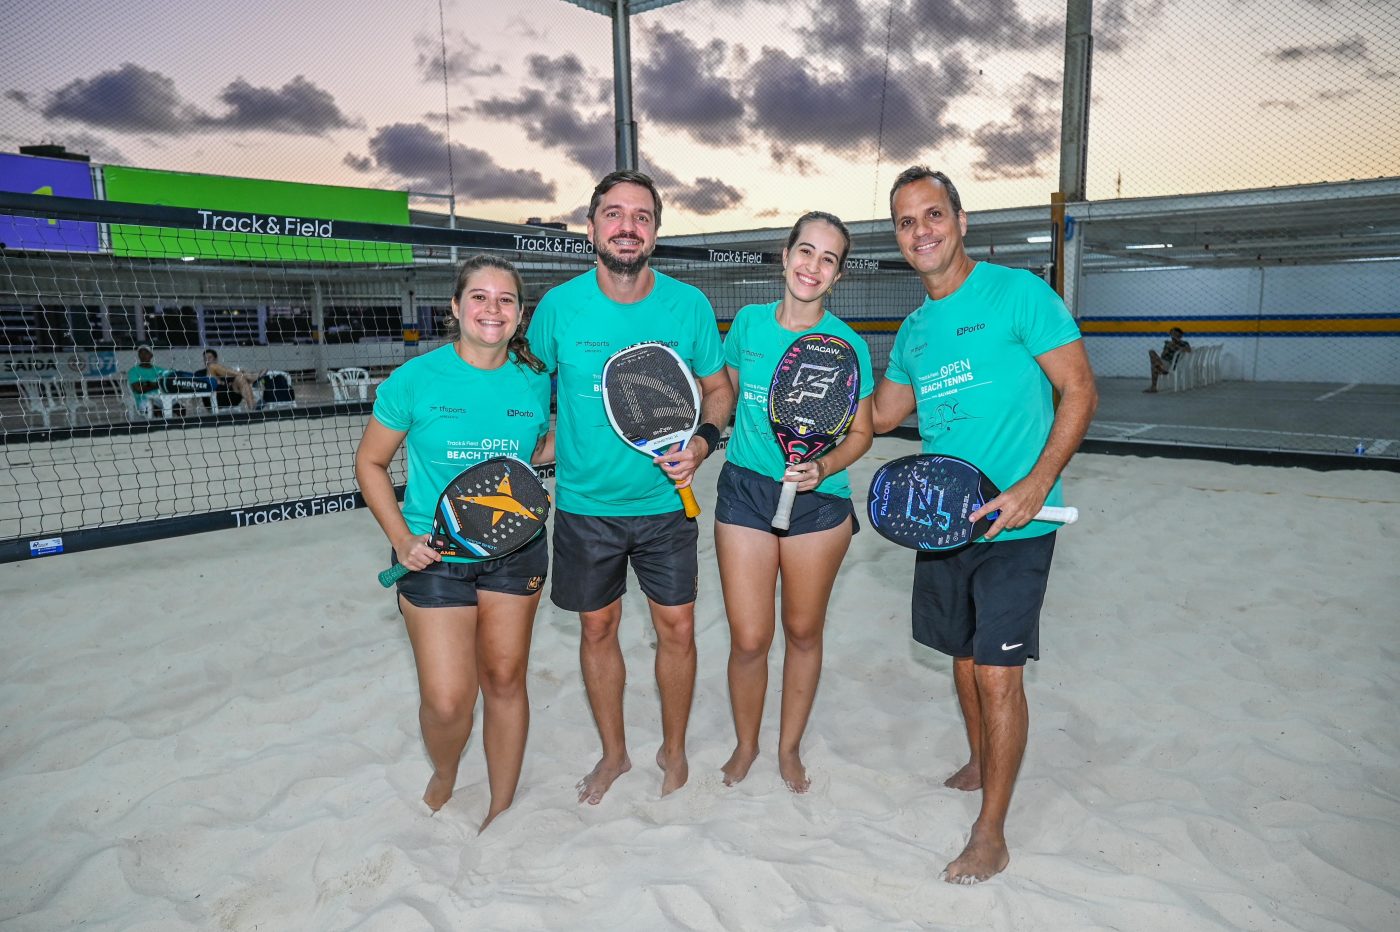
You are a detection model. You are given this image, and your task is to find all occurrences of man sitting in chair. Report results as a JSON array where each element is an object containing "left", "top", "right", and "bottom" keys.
[
  {"left": 198, "top": 348, "right": 265, "bottom": 411},
  {"left": 1145, "top": 327, "right": 1191, "bottom": 393},
  {"left": 127, "top": 344, "right": 170, "bottom": 413}
]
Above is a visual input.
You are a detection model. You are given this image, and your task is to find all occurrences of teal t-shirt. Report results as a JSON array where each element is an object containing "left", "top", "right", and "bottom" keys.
[
  {"left": 526, "top": 268, "right": 725, "bottom": 515},
  {"left": 128, "top": 363, "right": 168, "bottom": 403},
  {"left": 885, "top": 262, "right": 1082, "bottom": 542},
  {"left": 372, "top": 344, "right": 551, "bottom": 561},
  {"left": 722, "top": 301, "right": 873, "bottom": 498}
]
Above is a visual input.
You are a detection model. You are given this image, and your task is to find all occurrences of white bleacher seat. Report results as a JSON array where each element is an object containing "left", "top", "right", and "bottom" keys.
[
  {"left": 329, "top": 366, "right": 371, "bottom": 402},
  {"left": 17, "top": 378, "right": 66, "bottom": 429}
]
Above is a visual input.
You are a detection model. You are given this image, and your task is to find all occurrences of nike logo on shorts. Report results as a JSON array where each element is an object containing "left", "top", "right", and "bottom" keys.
[{"left": 1001, "top": 642, "right": 1023, "bottom": 651}]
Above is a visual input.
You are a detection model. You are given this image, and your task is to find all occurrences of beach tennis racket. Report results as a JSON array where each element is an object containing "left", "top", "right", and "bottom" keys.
[
  {"left": 866, "top": 453, "right": 1077, "bottom": 551},
  {"left": 601, "top": 342, "right": 703, "bottom": 518},
  {"left": 768, "top": 333, "right": 861, "bottom": 530},
  {"left": 377, "top": 456, "right": 550, "bottom": 587}
]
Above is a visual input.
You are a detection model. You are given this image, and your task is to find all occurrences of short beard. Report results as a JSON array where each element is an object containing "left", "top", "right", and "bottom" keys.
[{"left": 598, "top": 243, "right": 651, "bottom": 278}]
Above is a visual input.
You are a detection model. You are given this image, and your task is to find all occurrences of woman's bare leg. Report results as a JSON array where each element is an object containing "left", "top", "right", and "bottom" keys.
[
  {"left": 475, "top": 588, "right": 541, "bottom": 831},
  {"left": 401, "top": 597, "right": 479, "bottom": 811},
  {"left": 714, "top": 521, "right": 779, "bottom": 785}
]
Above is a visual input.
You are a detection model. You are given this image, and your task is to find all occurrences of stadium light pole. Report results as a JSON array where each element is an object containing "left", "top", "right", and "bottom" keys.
[
  {"left": 558, "top": 0, "right": 691, "bottom": 171},
  {"left": 1053, "top": 0, "right": 1093, "bottom": 309}
]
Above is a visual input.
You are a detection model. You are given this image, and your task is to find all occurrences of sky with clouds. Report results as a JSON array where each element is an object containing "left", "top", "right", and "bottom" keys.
[{"left": 1, "top": 0, "right": 1395, "bottom": 235}]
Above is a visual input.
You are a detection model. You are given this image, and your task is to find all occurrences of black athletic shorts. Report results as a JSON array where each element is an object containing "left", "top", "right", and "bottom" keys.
[
  {"left": 392, "top": 532, "right": 548, "bottom": 611},
  {"left": 714, "top": 461, "right": 858, "bottom": 537},
  {"left": 550, "top": 509, "right": 699, "bottom": 612},
  {"left": 911, "top": 532, "right": 1056, "bottom": 666}
]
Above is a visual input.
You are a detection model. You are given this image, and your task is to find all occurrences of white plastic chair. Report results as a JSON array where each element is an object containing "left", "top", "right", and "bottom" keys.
[
  {"left": 336, "top": 367, "right": 371, "bottom": 402},
  {"left": 16, "top": 379, "right": 65, "bottom": 429}
]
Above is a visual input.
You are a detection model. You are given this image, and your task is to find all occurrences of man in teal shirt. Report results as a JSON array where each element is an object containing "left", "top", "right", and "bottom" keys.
[
  {"left": 527, "top": 170, "right": 734, "bottom": 804},
  {"left": 127, "top": 344, "right": 169, "bottom": 415},
  {"left": 873, "top": 167, "right": 1098, "bottom": 885}
]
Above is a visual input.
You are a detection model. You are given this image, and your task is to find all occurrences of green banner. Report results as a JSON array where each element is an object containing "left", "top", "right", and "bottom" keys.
[{"left": 103, "top": 166, "right": 411, "bottom": 263}]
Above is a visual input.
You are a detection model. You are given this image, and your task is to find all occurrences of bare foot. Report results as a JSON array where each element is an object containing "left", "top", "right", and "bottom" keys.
[
  {"left": 943, "top": 760, "right": 982, "bottom": 791},
  {"left": 721, "top": 745, "right": 759, "bottom": 786},
  {"left": 656, "top": 747, "right": 689, "bottom": 796},
  {"left": 479, "top": 806, "right": 506, "bottom": 834},
  {"left": 778, "top": 749, "right": 810, "bottom": 794},
  {"left": 943, "top": 828, "right": 1010, "bottom": 884},
  {"left": 577, "top": 755, "right": 632, "bottom": 805},
  {"left": 423, "top": 771, "right": 455, "bottom": 811}
]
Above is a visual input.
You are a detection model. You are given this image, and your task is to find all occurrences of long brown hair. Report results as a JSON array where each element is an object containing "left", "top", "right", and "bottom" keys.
[{"left": 444, "top": 254, "right": 545, "bottom": 373}]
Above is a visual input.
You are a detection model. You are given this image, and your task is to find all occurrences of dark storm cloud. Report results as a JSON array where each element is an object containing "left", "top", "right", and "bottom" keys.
[
  {"left": 899, "top": 0, "right": 1060, "bottom": 51},
  {"left": 38, "top": 64, "right": 355, "bottom": 135},
  {"left": 969, "top": 74, "right": 1060, "bottom": 180},
  {"left": 42, "top": 64, "right": 203, "bottom": 133},
  {"left": 472, "top": 54, "right": 614, "bottom": 175},
  {"left": 1268, "top": 37, "right": 1369, "bottom": 63},
  {"left": 746, "top": 47, "right": 969, "bottom": 159},
  {"left": 414, "top": 32, "right": 503, "bottom": 83},
  {"left": 668, "top": 177, "right": 744, "bottom": 215},
  {"left": 636, "top": 27, "right": 744, "bottom": 144},
  {"left": 197, "top": 76, "right": 357, "bottom": 133},
  {"left": 362, "top": 122, "right": 556, "bottom": 201},
  {"left": 796, "top": 0, "right": 873, "bottom": 61}
]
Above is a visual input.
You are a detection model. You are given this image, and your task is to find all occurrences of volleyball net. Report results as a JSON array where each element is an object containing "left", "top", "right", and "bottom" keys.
[{"left": 0, "top": 192, "right": 919, "bottom": 560}]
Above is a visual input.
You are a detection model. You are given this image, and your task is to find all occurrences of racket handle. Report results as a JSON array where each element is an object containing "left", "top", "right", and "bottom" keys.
[
  {"left": 677, "top": 482, "right": 702, "bottom": 519},
  {"left": 771, "top": 479, "right": 798, "bottom": 530},
  {"left": 378, "top": 562, "right": 411, "bottom": 588},
  {"left": 1035, "top": 505, "right": 1078, "bottom": 525}
]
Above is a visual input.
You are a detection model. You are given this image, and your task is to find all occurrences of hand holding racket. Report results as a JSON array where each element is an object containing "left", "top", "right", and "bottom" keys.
[
  {"left": 768, "top": 333, "right": 861, "bottom": 530},
  {"left": 867, "top": 453, "right": 1077, "bottom": 551},
  {"left": 378, "top": 456, "right": 551, "bottom": 587},
  {"left": 602, "top": 342, "right": 704, "bottom": 518}
]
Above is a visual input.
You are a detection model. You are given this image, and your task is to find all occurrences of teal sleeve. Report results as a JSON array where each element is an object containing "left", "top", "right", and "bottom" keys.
[
  {"left": 722, "top": 311, "right": 742, "bottom": 369},
  {"left": 1016, "top": 273, "right": 1082, "bottom": 356},
  {"left": 691, "top": 295, "right": 725, "bottom": 378},
  {"left": 885, "top": 319, "right": 912, "bottom": 385},
  {"left": 855, "top": 334, "right": 874, "bottom": 399},
  {"left": 526, "top": 298, "right": 558, "bottom": 374},
  {"left": 372, "top": 368, "right": 412, "bottom": 431}
]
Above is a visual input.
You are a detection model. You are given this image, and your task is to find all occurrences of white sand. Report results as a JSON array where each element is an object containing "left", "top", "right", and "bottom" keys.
[{"left": 2, "top": 440, "right": 1398, "bottom": 931}]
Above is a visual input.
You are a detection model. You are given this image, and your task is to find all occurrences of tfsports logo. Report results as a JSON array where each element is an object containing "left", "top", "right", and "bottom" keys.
[{"left": 956, "top": 323, "right": 986, "bottom": 336}]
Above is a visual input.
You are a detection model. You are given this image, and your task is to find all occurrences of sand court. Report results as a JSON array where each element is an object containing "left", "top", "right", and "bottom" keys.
[{"left": 2, "top": 439, "right": 1397, "bottom": 930}]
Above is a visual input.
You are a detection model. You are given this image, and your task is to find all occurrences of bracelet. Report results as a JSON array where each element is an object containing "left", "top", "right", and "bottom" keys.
[{"left": 693, "top": 422, "right": 722, "bottom": 457}]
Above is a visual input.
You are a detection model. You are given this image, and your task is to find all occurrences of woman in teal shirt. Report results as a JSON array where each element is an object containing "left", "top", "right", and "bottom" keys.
[
  {"left": 356, "top": 255, "right": 553, "bottom": 831},
  {"left": 715, "top": 212, "right": 874, "bottom": 793}
]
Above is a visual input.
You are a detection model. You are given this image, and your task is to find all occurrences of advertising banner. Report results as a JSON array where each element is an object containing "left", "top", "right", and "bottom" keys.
[
  {"left": 0, "top": 154, "right": 99, "bottom": 252},
  {"left": 103, "top": 166, "right": 411, "bottom": 264}
]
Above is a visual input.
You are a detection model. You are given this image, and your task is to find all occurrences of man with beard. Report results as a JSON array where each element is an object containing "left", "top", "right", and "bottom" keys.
[{"left": 527, "top": 170, "right": 734, "bottom": 804}]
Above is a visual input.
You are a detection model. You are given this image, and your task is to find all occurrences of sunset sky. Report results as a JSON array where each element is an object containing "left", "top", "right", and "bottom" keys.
[{"left": 2, "top": 0, "right": 1395, "bottom": 235}]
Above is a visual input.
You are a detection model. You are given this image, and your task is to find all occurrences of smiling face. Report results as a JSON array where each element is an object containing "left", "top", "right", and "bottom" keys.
[
  {"left": 587, "top": 181, "right": 658, "bottom": 277},
  {"left": 451, "top": 267, "right": 522, "bottom": 352},
  {"left": 782, "top": 219, "right": 846, "bottom": 305},
  {"left": 892, "top": 177, "right": 969, "bottom": 284}
]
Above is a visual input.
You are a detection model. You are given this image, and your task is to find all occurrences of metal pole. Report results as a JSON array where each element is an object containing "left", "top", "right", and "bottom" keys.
[
  {"left": 613, "top": 0, "right": 638, "bottom": 170},
  {"left": 1053, "top": 0, "right": 1092, "bottom": 299}
]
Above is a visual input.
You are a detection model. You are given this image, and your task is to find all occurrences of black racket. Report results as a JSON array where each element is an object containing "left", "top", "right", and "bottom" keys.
[
  {"left": 378, "top": 456, "right": 550, "bottom": 587},
  {"left": 768, "top": 333, "right": 860, "bottom": 530},
  {"left": 867, "top": 453, "right": 1077, "bottom": 551},
  {"left": 601, "top": 342, "right": 703, "bottom": 518}
]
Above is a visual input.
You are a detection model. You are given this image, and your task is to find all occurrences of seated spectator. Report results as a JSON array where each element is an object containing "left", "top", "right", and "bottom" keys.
[
  {"left": 127, "top": 344, "right": 170, "bottom": 411},
  {"left": 1145, "top": 327, "right": 1191, "bottom": 393},
  {"left": 197, "top": 349, "right": 264, "bottom": 411}
]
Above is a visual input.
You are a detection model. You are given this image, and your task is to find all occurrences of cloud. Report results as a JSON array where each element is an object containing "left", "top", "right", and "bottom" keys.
[
  {"left": 1095, "top": 0, "right": 1168, "bottom": 54},
  {"left": 37, "top": 64, "right": 356, "bottom": 135},
  {"left": 42, "top": 63, "right": 203, "bottom": 132},
  {"left": 414, "top": 32, "right": 503, "bottom": 83},
  {"left": 360, "top": 122, "right": 556, "bottom": 201},
  {"left": 797, "top": 0, "right": 873, "bottom": 59},
  {"left": 1268, "top": 36, "right": 1369, "bottom": 63},
  {"left": 769, "top": 144, "right": 817, "bottom": 175},
  {"left": 969, "top": 73, "right": 1060, "bottom": 180},
  {"left": 746, "top": 46, "right": 969, "bottom": 159},
  {"left": 668, "top": 177, "right": 743, "bottom": 215},
  {"left": 1259, "top": 99, "right": 1304, "bottom": 110},
  {"left": 1315, "top": 88, "right": 1358, "bottom": 101},
  {"left": 343, "top": 152, "right": 373, "bottom": 172},
  {"left": 471, "top": 54, "right": 614, "bottom": 175},
  {"left": 5, "top": 89, "right": 31, "bottom": 107},
  {"left": 898, "top": 0, "right": 1060, "bottom": 51},
  {"left": 198, "top": 76, "right": 357, "bottom": 133},
  {"left": 636, "top": 27, "right": 745, "bottom": 145}
]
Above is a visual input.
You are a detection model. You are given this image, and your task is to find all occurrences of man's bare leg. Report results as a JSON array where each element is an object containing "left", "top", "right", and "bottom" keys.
[
  {"left": 648, "top": 598, "right": 696, "bottom": 796},
  {"left": 1145, "top": 350, "right": 1165, "bottom": 392},
  {"left": 945, "top": 663, "right": 1027, "bottom": 884},
  {"left": 577, "top": 600, "right": 631, "bottom": 804},
  {"left": 714, "top": 522, "right": 779, "bottom": 786},
  {"left": 944, "top": 655, "right": 982, "bottom": 790}
]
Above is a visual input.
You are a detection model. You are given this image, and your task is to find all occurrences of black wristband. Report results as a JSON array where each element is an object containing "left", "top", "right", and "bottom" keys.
[{"left": 693, "top": 422, "right": 722, "bottom": 457}]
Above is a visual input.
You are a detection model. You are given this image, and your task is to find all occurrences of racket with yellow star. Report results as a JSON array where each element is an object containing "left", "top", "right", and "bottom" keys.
[{"left": 377, "top": 456, "right": 551, "bottom": 588}]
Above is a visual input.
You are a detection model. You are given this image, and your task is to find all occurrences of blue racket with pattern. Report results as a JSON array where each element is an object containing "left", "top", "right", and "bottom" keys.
[
  {"left": 378, "top": 456, "right": 550, "bottom": 587},
  {"left": 866, "top": 454, "right": 1077, "bottom": 551}
]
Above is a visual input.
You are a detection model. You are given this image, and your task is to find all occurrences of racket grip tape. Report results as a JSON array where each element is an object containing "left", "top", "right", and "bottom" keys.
[
  {"left": 1035, "top": 505, "right": 1078, "bottom": 525},
  {"left": 771, "top": 479, "right": 798, "bottom": 530},
  {"left": 677, "top": 482, "right": 702, "bottom": 519},
  {"left": 378, "top": 562, "right": 411, "bottom": 588}
]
